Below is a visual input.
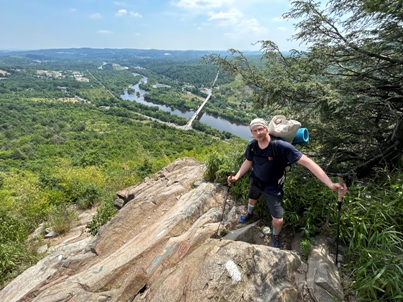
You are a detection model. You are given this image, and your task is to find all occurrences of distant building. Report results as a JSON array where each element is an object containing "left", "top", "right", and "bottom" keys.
[
  {"left": 0, "top": 69, "right": 11, "bottom": 77},
  {"left": 152, "top": 83, "right": 171, "bottom": 89}
]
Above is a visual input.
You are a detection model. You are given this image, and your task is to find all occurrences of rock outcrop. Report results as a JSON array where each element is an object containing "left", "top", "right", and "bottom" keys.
[{"left": 0, "top": 157, "right": 344, "bottom": 302}]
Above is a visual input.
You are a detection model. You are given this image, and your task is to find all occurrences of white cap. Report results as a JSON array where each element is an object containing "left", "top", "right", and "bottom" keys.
[{"left": 249, "top": 118, "right": 268, "bottom": 130}]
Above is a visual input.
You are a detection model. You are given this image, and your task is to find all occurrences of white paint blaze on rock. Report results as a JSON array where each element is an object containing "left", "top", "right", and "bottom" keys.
[{"left": 225, "top": 260, "right": 242, "bottom": 283}]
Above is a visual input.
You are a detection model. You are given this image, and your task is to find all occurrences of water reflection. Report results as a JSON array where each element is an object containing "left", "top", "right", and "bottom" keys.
[
  {"left": 120, "top": 74, "right": 251, "bottom": 140},
  {"left": 199, "top": 114, "right": 252, "bottom": 140}
]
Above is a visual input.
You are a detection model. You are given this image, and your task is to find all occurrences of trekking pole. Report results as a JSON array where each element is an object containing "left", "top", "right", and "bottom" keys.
[
  {"left": 213, "top": 171, "right": 234, "bottom": 238},
  {"left": 335, "top": 175, "right": 345, "bottom": 265}
]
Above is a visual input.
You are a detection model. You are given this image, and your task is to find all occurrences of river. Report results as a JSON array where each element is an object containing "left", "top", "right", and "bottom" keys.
[{"left": 120, "top": 74, "right": 252, "bottom": 140}]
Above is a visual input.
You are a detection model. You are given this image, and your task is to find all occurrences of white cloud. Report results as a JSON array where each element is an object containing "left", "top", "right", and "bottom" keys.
[
  {"left": 89, "top": 13, "right": 103, "bottom": 20},
  {"left": 97, "top": 30, "right": 113, "bottom": 34},
  {"left": 116, "top": 9, "right": 127, "bottom": 16},
  {"left": 130, "top": 11, "right": 142, "bottom": 17},
  {"left": 116, "top": 9, "right": 142, "bottom": 17},
  {"left": 208, "top": 8, "right": 242, "bottom": 27},
  {"left": 176, "top": 0, "right": 232, "bottom": 10},
  {"left": 237, "top": 18, "right": 267, "bottom": 35},
  {"left": 207, "top": 8, "right": 267, "bottom": 35},
  {"left": 173, "top": 0, "right": 285, "bottom": 49}
]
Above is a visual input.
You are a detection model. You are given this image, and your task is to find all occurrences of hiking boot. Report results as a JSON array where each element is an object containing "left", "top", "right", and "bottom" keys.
[
  {"left": 271, "top": 234, "right": 282, "bottom": 249},
  {"left": 239, "top": 212, "right": 253, "bottom": 223}
]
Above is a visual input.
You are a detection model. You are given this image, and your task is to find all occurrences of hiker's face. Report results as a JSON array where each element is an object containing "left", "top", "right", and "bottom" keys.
[{"left": 251, "top": 126, "right": 267, "bottom": 139}]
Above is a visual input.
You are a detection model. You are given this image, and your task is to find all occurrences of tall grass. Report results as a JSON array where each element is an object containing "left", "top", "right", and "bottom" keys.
[{"left": 341, "top": 174, "right": 403, "bottom": 301}]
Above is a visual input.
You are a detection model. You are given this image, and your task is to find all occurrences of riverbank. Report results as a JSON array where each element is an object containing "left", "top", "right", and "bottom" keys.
[{"left": 121, "top": 73, "right": 252, "bottom": 140}]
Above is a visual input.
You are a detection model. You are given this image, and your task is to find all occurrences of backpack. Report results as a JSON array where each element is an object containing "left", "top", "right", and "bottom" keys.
[{"left": 268, "top": 115, "right": 309, "bottom": 145}]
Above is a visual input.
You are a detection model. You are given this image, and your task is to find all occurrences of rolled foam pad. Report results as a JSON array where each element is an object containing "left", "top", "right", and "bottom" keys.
[{"left": 292, "top": 128, "right": 309, "bottom": 145}]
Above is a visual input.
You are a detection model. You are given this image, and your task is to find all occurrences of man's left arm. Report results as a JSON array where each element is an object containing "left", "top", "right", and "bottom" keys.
[{"left": 297, "top": 155, "right": 347, "bottom": 193}]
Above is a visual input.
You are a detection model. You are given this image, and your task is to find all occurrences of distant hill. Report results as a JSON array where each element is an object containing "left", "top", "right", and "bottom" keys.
[
  {"left": 0, "top": 48, "right": 284, "bottom": 62},
  {"left": 0, "top": 48, "right": 234, "bottom": 61}
]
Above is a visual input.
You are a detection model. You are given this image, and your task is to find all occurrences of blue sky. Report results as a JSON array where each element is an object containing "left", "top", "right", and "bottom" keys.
[{"left": 1, "top": 0, "right": 302, "bottom": 51}]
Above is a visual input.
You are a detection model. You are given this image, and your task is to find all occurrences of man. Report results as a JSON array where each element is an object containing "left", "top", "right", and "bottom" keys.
[{"left": 227, "top": 118, "right": 347, "bottom": 248}]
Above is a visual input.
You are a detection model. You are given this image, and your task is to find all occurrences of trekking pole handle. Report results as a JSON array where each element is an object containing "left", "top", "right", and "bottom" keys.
[
  {"left": 338, "top": 176, "right": 344, "bottom": 203},
  {"left": 227, "top": 171, "right": 235, "bottom": 188}
]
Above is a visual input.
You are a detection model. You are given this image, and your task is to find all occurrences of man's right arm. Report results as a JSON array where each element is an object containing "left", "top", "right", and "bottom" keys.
[{"left": 228, "top": 159, "right": 253, "bottom": 184}]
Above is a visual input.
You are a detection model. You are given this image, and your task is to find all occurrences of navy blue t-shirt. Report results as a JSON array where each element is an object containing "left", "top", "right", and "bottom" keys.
[{"left": 244, "top": 136, "right": 303, "bottom": 193}]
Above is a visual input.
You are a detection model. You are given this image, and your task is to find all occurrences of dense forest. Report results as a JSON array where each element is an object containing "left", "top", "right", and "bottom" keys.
[{"left": 1, "top": 0, "right": 402, "bottom": 300}]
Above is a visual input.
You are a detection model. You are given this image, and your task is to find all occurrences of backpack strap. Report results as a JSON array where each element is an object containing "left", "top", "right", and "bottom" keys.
[
  {"left": 271, "top": 138, "right": 290, "bottom": 168},
  {"left": 250, "top": 137, "right": 290, "bottom": 171},
  {"left": 271, "top": 138, "right": 279, "bottom": 159},
  {"left": 250, "top": 139, "right": 257, "bottom": 153},
  {"left": 271, "top": 138, "right": 291, "bottom": 187}
]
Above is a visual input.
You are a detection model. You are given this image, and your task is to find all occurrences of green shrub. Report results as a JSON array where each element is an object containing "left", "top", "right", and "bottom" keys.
[
  {"left": 76, "top": 183, "right": 103, "bottom": 209},
  {"left": 204, "top": 152, "right": 231, "bottom": 183},
  {"left": 203, "top": 148, "right": 252, "bottom": 209},
  {"left": 0, "top": 208, "right": 39, "bottom": 287},
  {"left": 47, "top": 205, "right": 78, "bottom": 235},
  {"left": 56, "top": 165, "right": 106, "bottom": 208},
  {"left": 87, "top": 199, "right": 117, "bottom": 235},
  {"left": 283, "top": 167, "right": 336, "bottom": 232},
  {"left": 0, "top": 242, "right": 39, "bottom": 287},
  {"left": 204, "top": 145, "right": 246, "bottom": 183},
  {"left": 300, "top": 239, "right": 312, "bottom": 260}
]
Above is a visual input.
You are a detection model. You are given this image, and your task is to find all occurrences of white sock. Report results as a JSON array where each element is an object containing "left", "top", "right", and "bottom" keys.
[{"left": 247, "top": 204, "right": 255, "bottom": 214}]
